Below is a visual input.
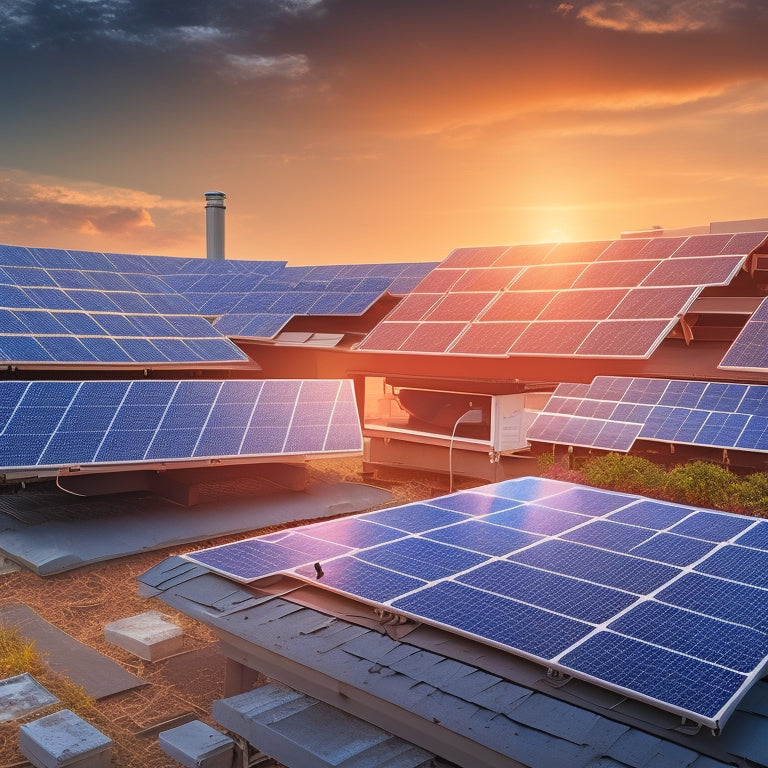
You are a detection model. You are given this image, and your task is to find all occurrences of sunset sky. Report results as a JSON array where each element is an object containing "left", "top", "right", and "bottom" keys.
[{"left": 1, "top": 1, "right": 767, "bottom": 265}]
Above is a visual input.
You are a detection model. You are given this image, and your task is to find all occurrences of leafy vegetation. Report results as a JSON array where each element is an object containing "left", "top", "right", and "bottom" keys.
[{"left": 541, "top": 452, "right": 768, "bottom": 517}]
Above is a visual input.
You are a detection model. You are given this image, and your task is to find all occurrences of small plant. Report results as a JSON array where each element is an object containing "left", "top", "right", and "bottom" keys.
[
  {"left": 733, "top": 472, "right": 768, "bottom": 517},
  {"left": 0, "top": 623, "right": 44, "bottom": 678},
  {"left": 663, "top": 461, "right": 740, "bottom": 510},
  {"left": 579, "top": 453, "right": 666, "bottom": 495},
  {"left": 0, "top": 621, "right": 96, "bottom": 717}
]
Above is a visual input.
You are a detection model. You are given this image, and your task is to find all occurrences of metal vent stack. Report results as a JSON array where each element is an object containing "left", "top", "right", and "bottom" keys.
[{"left": 205, "top": 191, "right": 226, "bottom": 260}]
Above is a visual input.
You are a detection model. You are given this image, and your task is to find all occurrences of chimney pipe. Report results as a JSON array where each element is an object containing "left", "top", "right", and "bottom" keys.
[{"left": 205, "top": 191, "right": 226, "bottom": 260}]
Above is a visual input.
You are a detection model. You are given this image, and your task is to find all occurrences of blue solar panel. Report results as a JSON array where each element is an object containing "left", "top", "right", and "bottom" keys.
[
  {"left": 355, "top": 538, "right": 487, "bottom": 581},
  {"left": 0, "top": 378, "right": 363, "bottom": 470},
  {"left": 423, "top": 520, "right": 541, "bottom": 556},
  {"left": 627, "top": 533, "right": 716, "bottom": 567},
  {"left": 181, "top": 476, "right": 768, "bottom": 728},
  {"left": 508, "top": 538, "right": 680, "bottom": 592},
  {"left": 393, "top": 580, "right": 593, "bottom": 658},
  {"left": 530, "top": 376, "right": 768, "bottom": 454},
  {"left": 294, "top": 557, "right": 427, "bottom": 602},
  {"left": 457, "top": 560, "right": 636, "bottom": 623},
  {"left": 559, "top": 633, "right": 745, "bottom": 721},
  {"left": 360, "top": 503, "right": 469, "bottom": 532},
  {"left": 607, "top": 600, "right": 768, "bottom": 672}
]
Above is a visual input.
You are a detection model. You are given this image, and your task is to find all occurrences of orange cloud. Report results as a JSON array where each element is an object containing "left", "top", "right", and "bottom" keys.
[
  {"left": 571, "top": 1, "right": 742, "bottom": 33},
  {"left": 0, "top": 169, "right": 201, "bottom": 255}
]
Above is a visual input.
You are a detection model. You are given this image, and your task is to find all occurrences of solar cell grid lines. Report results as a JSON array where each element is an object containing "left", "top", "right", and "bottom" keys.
[
  {"left": 720, "top": 296, "right": 768, "bottom": 372},
  {"left": 642, "top": 255, "right": 746, "bottom": 287},
  {"left": 182, "top": 476, "right": 768, "bottom": 730},
  {"left": 725, "top": 230, "right": 768, "bottom": 255},
  {"left": 449, "top": 267, "right": 522, "bottom": 293},
  {"left": 570, "top": 260, "right": 662, "bottom": 289},
  {"left": 508, "top": 263, "right": 588, "bottom": 291},
  {"left": 609, "top": 286, "right": 700, "bottom": 320},
  {"left": 508, "top": 321, "right": 598, "bottom": 356},
  {"left": 528, "top": 375, "right": 768, "bottom": 454},
  {"left": 576, "top": 319, "right": 675, "bottom": 358},
  {"left": 492, "top": 242, "right": 554, "bottom": 266},
  {"left": 439, "top": 246, "right": 509, "bottom": 269},
  {"left": 537, "top": 289, "right": 626, "bottom": 321},
  {"left": 595, "top": 238, "right": 651, "bottom": 261},
  {"left": 398, "top": 321, "right": 467, "bottom": 353},
  {"left": 542, "top": 240, "right": 611, "bottom": 263},
  {"left": 671, "top": 233, "right": 733, "bottom": 258},
  {"left": 0, "top": 378, "right": 363, "bottom": 470},
  {"left": 636, "top": 237, "right": 687, "bottom": 259},
  {"left": 478, "top": 291, "right": 556, "bottom": 322},
  {"left": 448, "top": 321, "right": 528, "bottom": 356}
]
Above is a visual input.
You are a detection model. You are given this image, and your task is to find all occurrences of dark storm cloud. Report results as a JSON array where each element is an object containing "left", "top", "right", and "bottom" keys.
[
  {"left": 0, "top": 0, "right": 324, "bottom": 49},
  {"left": 0, "top": 0, "right": 326, "bottom": 82}
]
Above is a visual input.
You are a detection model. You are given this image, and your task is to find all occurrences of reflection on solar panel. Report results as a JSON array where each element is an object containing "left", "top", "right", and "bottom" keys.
[
  {"left": 357, "top": 233, "right": 765, "bottom": 357},
  {"left": 183, "top": 476, "right": 768, "bottom": 730},
  {"left": 0, "top": 379, "right": 362, "bottom": 470},
  {"left": 528, "top": 375, "right": 768, "bottom": 453}
]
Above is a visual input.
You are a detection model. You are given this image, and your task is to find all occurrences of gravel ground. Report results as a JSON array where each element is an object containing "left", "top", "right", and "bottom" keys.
[{"left": 0, "top": 458, "right": 449, "bottom": 768}]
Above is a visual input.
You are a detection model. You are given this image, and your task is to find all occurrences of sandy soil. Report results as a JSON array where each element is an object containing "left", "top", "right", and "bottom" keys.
[{"left": 0, "top": 458, "right": 447, "bottom": 767}]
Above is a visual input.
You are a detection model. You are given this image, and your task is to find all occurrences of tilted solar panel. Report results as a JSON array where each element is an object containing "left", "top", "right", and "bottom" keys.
[
  {"left": 183, "top": 476, "right": 768, "bottom": 731},
  {"left": 0, "top": 245, "right": 248, "bottom": 365},
  {"left": 359, "top": 231, "right": 764, "bottom": 357},
  {"left": 0, "top": 378, "right": 362, "bottom": 471},
  {"left": 720, "top": 296, "right": 768, "bottom": 372},
  {"left": 528, "top": 375, "right": 768, "bottom": 454}
]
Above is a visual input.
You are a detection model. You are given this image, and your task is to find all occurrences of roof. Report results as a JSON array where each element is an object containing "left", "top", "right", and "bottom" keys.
[{"left": 139, "top": 556, "right": 768, "bottom": 768}]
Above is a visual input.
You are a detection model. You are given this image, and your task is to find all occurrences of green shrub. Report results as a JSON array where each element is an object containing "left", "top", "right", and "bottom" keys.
[
  {"left": 579, "top": 453, "right": 666, "bottom": 494},
  {"left": 733, "top": 472, "right": 768, "bottom": 517},
  {"left": 663, "top": 461, "right": 739, "bottom": 510}
]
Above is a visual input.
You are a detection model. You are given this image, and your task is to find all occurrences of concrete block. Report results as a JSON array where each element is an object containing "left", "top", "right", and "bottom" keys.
[
  {"left": 158, "top": 720, "right": 235, "bottom": 768},
  {"left": 104, "top": 610, "right": 183, "bottom": 661},
  {"left": 19, "top": 709, "right": 112, "bottom": 768},
  {"left": 0, "top": 673, "right": 58, "bottom": 723}
]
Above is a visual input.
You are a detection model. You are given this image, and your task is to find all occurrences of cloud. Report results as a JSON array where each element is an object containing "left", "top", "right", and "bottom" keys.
[
  {"left": 0, "top": 169, "right": 201, "bottom": 253},
  {"left": 0, "top": 0, "right": 325, "bottom": 50},
  {"left": 224, "top": 53, "right": 310, "bottom": 80},
  {"left": 563, "top": 0, "right": 747, "bottom": 33}
]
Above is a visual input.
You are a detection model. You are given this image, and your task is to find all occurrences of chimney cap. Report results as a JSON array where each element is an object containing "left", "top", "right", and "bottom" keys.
[{"left": 204, "top": 191, "right": 226, "bottom": 206}]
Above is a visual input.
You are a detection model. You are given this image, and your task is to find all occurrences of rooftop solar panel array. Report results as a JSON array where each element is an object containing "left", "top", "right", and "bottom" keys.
[
  {"left": 357, "top": 232, "right": 768, "bottom": 358},
  {"left": 0, "top": 244, "right": 439, "bottom": 361},
  {"left": 0, "top": 245, "right": 248, "bottom": 365},
  {"left": 0, "top": 378, "right": 362, "bottom": 471},
  {"left": 528, "top": 375, "right": 768, "bottom": 453},
  {"left": 183, "top": 476, "right": 768, "bottom": 731}
]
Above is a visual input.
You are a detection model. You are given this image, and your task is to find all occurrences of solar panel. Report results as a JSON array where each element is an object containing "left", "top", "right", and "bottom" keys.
[
  {"left": 720, "top": 296, "right": 768, "bottom": 372},
  {"left": 182, "top": 476, "right": 768, "bottom": 730},
  {"left": 0, "top": 245, "right": 248, "bottom": 365},
  {"left": 0, "top": 378, "right": 362, "bottom": 471},
  {"left": 642, "top": 255, "right": 746, "bottom": 287},
  {"left": 360, "top": 231, "right": 763, "bottom": 357},
  {"left": 542, "top": 240, "right": 610, "bottom": 263},
  {"left": 596, "top": 238, "right": 651, "bottom": 261},
  {"left": 0, "top": 244, "right": 437, "bottom": 355},
  {"left": 528, "top": 375, "right": 768, "bottom": 453}
]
